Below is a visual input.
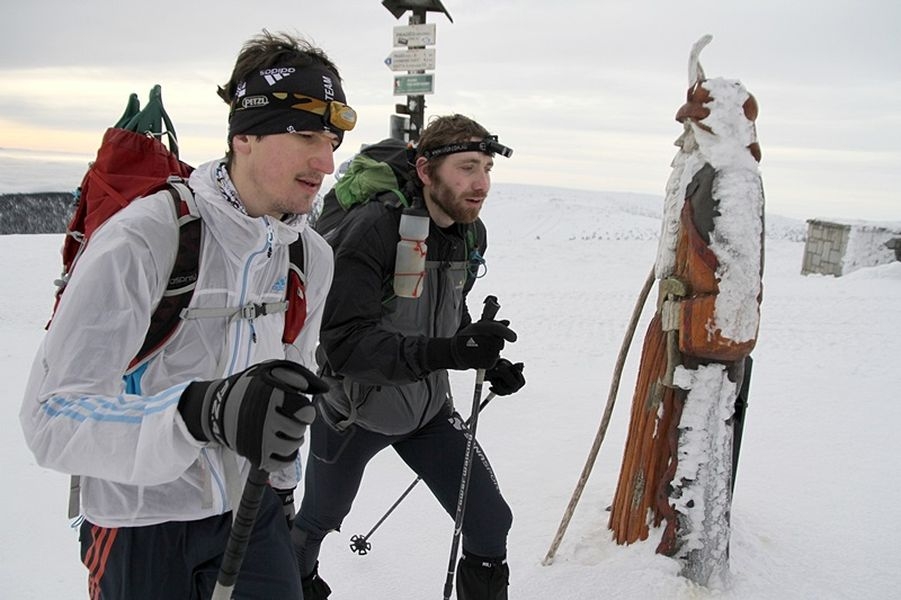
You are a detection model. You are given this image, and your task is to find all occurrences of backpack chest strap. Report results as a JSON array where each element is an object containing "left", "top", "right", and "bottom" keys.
[{"left": 180, "top": 301, "right": 289, "bottom": 322}]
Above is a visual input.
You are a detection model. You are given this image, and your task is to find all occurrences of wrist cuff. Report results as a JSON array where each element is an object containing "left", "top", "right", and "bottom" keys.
[
  {"left": 424, "top": 337, "right": 460, "bottom": 371},
  {"left": 178, "top": 381, "right": 211, "bottom": 443}
]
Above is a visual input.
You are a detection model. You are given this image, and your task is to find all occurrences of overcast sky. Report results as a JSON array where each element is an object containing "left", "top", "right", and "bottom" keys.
[{"left": 1, "top": 0, "right": 898, "bottom": 221}]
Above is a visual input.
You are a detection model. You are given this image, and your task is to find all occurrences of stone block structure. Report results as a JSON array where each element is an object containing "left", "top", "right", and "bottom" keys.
[{"left": 801, "top": 219, "right": 901, "bottom": 276}]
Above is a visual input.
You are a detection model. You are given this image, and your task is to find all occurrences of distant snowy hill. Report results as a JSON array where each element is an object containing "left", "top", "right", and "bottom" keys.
[
  {"left": 487, "top": 183, "right": 807, "bottom": 243},
  {"left": 0, "top": 148, "right": 807, "bottom": 241}
]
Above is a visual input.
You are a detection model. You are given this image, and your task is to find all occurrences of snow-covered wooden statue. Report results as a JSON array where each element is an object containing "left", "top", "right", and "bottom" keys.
[{"left": 608, "top": 35, "right": 764, "bottom": 586}]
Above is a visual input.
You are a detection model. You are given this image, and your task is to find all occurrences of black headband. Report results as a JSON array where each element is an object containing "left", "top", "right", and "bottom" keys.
[
  {"left": 228, "top": 63, "right": 355, "bottom": 148},
  {"left": 421, "top": 135, "right": 513, "bottom": 160}
]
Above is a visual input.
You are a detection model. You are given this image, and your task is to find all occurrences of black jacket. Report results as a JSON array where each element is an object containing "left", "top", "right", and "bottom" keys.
[{"left": 317, "top": 195, "right": 486, "bottom": 434}]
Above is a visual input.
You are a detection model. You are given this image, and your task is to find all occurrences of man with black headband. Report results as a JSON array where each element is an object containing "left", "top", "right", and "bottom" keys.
[
  {"left": 20, "top": 31, "right": 352, "bottom": 599},
  {"left": 293, "top": 114, "right": 525, "bottom": 599}
]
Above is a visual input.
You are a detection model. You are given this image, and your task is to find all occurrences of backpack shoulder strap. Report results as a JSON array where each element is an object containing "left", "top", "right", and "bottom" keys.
[
  {"left": 374, "top": 188, "right": 409, "bottom": 210},
  {"left": 128, "top": 180, "right": 309, "bottom": 358},
  {"left": 463, "top": 219, "right": 487, "bottom": 294},
  {"left": 128, "top": 182, "right": 200, "bottom": 369},
  {"left": 282, "top": 234, "right": 307, "bottom": 344}
]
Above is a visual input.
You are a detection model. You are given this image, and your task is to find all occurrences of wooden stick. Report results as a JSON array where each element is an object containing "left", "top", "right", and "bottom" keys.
[{"left": 542, "top": 267, "right": 656, "bottom": 566}]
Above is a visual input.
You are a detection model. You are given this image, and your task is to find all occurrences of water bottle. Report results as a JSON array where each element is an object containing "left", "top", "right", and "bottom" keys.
[{"left": 393, "top": 208, "right": 429, "bottom": 298}]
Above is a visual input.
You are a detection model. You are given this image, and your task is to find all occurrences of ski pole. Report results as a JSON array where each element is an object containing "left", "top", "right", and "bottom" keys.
[
  {"left": 349, "top": 392, "right": 498, "bottom": 556},
  {"left": 211, "top": 467, "right": 269, "bottom": 600},
  {"left": 442, "top": 295, "right": 500, "bottom": 600}
]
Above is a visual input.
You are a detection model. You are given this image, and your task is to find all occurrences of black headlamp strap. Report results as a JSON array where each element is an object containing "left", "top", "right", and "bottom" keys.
[{"left": 422, "top": 135, "right": 513, "bottom": 160}]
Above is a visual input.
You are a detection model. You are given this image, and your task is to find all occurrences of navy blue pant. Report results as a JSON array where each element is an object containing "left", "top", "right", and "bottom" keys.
[
  {"left": 294, "top": 400, "right": 513, "bottom": 576},
  {"left": 79, "top": 486, "right": 301, "bottom": 599}
]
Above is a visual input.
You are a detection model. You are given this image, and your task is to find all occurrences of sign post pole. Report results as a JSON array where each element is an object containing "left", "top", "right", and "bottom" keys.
[{"left": 382, "top": 0, "right": 452, "bottom": 143}]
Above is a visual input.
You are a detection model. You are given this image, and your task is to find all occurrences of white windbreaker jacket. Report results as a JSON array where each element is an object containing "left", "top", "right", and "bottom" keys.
[{"left": 19, "top": 159, "right": 334, "bottom": 528}]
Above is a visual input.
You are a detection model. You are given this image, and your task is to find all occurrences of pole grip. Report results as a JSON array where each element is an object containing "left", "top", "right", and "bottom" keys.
[
  {"left": 481, "top": 295, "right": 500, "bottom": 321},
  {"left": 212, "top": 467, "right": 269, "bottom": 599}
]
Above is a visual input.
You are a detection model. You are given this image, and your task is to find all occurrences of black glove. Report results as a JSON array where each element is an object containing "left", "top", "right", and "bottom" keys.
[
  {"left": 273, "top": 487, "right": 296, "bottom": 529},
  {"left": 178, "top": 360, "right": 329, "bottom": 473},
  {"left": 425, "top": 319, "right": 517, "bottom": 371},
  {"left": 485, "top": 358, "right": 525, "bottom": 396}
]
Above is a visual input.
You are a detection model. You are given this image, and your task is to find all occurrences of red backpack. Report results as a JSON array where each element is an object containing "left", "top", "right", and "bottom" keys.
[{"left": 50, "top": 85, "right": 308, "bottom": 368}]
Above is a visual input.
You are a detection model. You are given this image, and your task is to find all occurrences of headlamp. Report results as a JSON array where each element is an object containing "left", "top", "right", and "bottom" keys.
[
  {"left": 233, "top": 92, "right": 357, "bottom": 132},
  {"left": 478, "top": 136, "right": 513, "bottom": 158}
]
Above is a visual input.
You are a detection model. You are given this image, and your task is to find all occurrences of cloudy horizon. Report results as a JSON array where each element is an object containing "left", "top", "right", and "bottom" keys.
[{"left": 2, "top": 0, "right": 898, "bottom": 222}]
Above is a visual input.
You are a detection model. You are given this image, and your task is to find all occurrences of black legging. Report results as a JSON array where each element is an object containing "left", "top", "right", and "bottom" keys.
[{"left": 294, "top": 400, "right": 513, "bottom": 576}]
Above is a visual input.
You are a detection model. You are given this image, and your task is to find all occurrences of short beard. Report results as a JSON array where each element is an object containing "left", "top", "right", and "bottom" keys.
[{"left": 429, "top": 173, "right": 481, "bottom": 224}]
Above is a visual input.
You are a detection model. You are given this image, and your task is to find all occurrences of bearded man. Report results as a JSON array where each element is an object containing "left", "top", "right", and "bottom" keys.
[{"left": 294, "top": 114, "right": 525, "bottom": 600}]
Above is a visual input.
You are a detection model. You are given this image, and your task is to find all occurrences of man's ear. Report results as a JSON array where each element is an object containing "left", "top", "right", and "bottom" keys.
[
  {"left": 231, "top": 134, "right": 252, "bottom": 155},
  {"left": 415, "top": 156, "right": 432, "bottom": 186}
]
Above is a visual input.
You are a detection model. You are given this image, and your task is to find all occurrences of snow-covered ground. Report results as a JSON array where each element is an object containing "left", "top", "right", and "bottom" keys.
[{"left": 3, "top": 181, "right": 900, "bottom": 599}]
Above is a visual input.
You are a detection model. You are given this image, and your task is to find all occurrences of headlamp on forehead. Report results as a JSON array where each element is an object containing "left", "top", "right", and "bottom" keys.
[
  {"left": 478, "top": 135, "right": 513, "bottom": 158},
  {"left": 233, "top": 92, "right": 357, "bottom": 132},
  {"left": 422, "top": 135, "right": 513, "bottom": 160}
]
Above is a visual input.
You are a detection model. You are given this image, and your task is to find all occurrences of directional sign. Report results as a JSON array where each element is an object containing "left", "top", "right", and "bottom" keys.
[
  {"left": 394, "top": 74, "right": 435, "bottom": 96},
  {"left": 384, "top": 48, "right": 436, "bottom": 72},
  {"left": 393, "top": 23, "right": 437, "bottom": 47}
]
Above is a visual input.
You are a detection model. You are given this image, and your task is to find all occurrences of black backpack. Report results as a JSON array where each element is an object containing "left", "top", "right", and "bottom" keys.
[
  {"left": 312, "top": 137, "right": 416, "bottom": 237},
  {"left": 311, "top": 137, "right": 487, "bottom": 297}
]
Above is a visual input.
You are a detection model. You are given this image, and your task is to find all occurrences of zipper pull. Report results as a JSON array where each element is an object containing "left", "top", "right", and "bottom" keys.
[{"left": 264, "top": 218, "right": 274, "bottom": 258}]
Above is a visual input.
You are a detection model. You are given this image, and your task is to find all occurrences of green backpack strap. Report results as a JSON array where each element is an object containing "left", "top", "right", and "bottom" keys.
[
  {"left": 122, "top": 84, "right": 180, "bottom": 157},
  {"left": 113, "top": 93, "right": 141, "bottom": 129}
]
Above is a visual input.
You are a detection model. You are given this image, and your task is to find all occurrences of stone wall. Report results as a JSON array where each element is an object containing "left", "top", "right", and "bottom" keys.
[{"left": 802, "top": 219, "right": 901, "bottom": 276}]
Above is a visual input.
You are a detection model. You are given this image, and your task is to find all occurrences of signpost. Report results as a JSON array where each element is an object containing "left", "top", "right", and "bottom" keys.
[
  {"left": 381, "top": 0, "right": 452, "bottom": 143},
  {"left": 393, "top": 73, "right": 435, "bottom": 95},
  {"left": 393, "top": 23, "right": 436, "bottom": 47},
  {"left": 385, "top": 48, "right": 436, "bottom": 72}
]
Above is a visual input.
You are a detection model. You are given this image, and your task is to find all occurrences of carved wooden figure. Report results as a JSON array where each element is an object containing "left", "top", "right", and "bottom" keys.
[{"left": 608, "top": 36, "right": 764, "bottom": 586}]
